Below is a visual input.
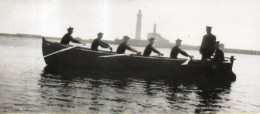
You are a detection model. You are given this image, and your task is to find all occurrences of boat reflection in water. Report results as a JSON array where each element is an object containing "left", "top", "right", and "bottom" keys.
[{"left": 39, "top": 68, "right": 234, "bottom": 113}]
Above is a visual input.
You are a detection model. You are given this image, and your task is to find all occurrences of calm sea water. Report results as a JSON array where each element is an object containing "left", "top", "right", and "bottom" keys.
[{"left": 0, "top": 36, "right": 260, "bottom": 113}]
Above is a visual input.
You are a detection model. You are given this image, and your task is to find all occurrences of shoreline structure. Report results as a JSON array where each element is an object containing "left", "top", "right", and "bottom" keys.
[{"left": 0, "top": 32, "right": 259, "bottom": 55}]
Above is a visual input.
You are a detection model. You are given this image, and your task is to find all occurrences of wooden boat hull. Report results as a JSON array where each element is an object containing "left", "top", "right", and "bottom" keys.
[{"left": 42, "top": 38, "right": 236, "bottom": 82}]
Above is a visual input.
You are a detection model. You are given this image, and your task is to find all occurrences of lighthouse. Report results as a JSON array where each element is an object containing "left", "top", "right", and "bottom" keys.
[
  {"left": 153, "top": 24, "right": 156, "bottom": 34},
  {"left": 135, "top": 10, "right": 142, "bottom": 40}
]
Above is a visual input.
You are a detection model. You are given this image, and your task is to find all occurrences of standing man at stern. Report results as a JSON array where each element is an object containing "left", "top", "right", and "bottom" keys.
[{"left": 200, "top": 26, "right": 216, "bottom": 60}]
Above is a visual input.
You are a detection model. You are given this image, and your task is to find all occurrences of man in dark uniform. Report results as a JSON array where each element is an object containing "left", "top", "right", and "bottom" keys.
[
  {"left": 213, "top": 41, "right": 225, "bottom": 64},
  {"left": 170, "top": 39, "right": 193, "bottom": 59},
  {"left": 91, "top": 32, "right": 112, "bottom": 52},
  {"left": 200, "top": 26, "right": 216, "bottom": 60},
  {"left": 143, "top": 37, "right": 163, "bottom": 56},
  {"left": 116, "top": 36, "right": 141, "bottom": 54},
  {"left": 60, "top": 27, "right": 81, "bottom": 45}
]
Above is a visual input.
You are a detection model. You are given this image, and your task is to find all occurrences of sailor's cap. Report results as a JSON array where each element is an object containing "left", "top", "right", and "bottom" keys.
[
  {"left": 67, "top": 27, "right": 73, "bottom": 31},
  {"left": 148, "top": 37, "right": 155, "bottom": 41},
  {"left": 206, "top": 26, "right": 212, "bottom": 29},
  {"left": 176, "top": 38, "right": 182, "bottom": 42},
  {"left": 123, "top": 36, "right": 130, "bottom": 40},
  {"left": 98, "top": 32, "right": 103, "bottom": 35}
]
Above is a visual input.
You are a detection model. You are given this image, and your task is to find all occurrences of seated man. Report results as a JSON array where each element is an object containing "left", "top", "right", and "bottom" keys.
[
  {"left": 170, "top": 39, "right": 193, "bottom": 59},
  {"left": 91, "top": 32, "right": 112, "bottom": 51},
  {"left": 116, "top": 36, "right": 140, "bottom": 54},
  {"left": 143, "top": 37, "right": 163, "bottom": 56},
  {"left": 213, "top": 41, "right": 225, "bottom": 64},
  {"left": 60, "top": 27, "right": 81, "bottom": 45}
]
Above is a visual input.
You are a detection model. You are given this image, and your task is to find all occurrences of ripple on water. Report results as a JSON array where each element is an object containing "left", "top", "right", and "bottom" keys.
[{"left": 1, "top": 37, "right": 260, "bottom": 113}]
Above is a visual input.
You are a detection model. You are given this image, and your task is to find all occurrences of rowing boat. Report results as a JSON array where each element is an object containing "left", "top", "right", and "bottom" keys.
[{"left": 42, "top": 37, "right": 236, "bottom": 82}]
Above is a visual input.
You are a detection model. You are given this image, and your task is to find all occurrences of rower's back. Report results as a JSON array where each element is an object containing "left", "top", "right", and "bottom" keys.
[{"left": 91, "top": 38, "right": 100, "bottom": 51}]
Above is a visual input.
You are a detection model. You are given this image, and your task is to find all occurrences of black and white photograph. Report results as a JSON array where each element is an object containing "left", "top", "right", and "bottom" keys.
[{"left": 0, "top": 0, "right": 260, "bottom": 113}]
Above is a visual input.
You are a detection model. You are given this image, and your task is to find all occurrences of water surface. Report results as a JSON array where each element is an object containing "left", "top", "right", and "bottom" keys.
[{"left": 0, "top": 36, "right": 260, "bottom": 113}]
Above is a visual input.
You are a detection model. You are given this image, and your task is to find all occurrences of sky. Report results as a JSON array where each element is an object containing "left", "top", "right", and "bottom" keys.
[{"left": 0, "top": 0, "right": 260, "bottom": 50}]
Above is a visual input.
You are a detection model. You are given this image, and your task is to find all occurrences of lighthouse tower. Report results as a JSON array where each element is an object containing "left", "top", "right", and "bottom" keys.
[
  {"left": 135, "top": 10, "right": 142, "bottom": 40},
  {"left": 153, "top": 24, "right": 156, "bottom": 34}
]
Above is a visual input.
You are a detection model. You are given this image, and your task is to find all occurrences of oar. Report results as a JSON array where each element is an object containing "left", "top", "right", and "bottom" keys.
[
  {"left": 181, "top": 59, "right": 190, "bottom": 65},
  {"left": 225, "top": 57, "right": 236, "bottom": 60},
  {"left": 99, "top": 53, "right": 132, "bottom": 58},
  {"left": 181, "top": 57, "right": 193, "bottom": 65},
  {"left": 44, "top": 46, "right": 77, "bottom": 58},
  {"left": 74, "top": 37, "right": 86, "bottom": 45}
]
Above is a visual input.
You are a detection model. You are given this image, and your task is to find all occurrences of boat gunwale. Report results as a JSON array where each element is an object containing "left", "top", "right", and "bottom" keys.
[{"left": 43, "top": 37, "right": 233, "bottom": 63}]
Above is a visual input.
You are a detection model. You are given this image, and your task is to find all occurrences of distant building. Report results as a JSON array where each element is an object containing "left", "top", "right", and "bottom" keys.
[
  {"left": 147, "top": 24, "right": 171, "bottom": 47},
  {"left": 135, "top": 10, "right": 142, "bottom": 40}
]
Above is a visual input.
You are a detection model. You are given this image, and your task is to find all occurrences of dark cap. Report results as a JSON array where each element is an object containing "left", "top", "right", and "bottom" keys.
[
  {"left": 123, "top": 36, "right": 130, "bottom": 40},
  {"left": 148, "top": 37, "right": 155, "bottom": 41},
  {"left": 98, "top": 32, "right": 103, "bottom": 35},
  {"left": 216, "top": 41, "right": 220, "bottom": 44},
  {"left": 176, "top": 38, "right": 182, "bottom": 43},
  {"left": 67, "top": 27, "right": 73, "bottom": 31},
  {"left": 206, "top": 26, "right": 212, "bottom": 29}
]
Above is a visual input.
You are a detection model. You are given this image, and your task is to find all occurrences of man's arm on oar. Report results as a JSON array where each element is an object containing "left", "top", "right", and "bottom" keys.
[
  {"left": 126, "top": 44, "right": 141, "bottom": 54},
  {"left": 99, "top": 40, "right": 113, "bottom": 52},
  {"left": 71, "top": 37, "right": 86, "bottom": 44}
]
